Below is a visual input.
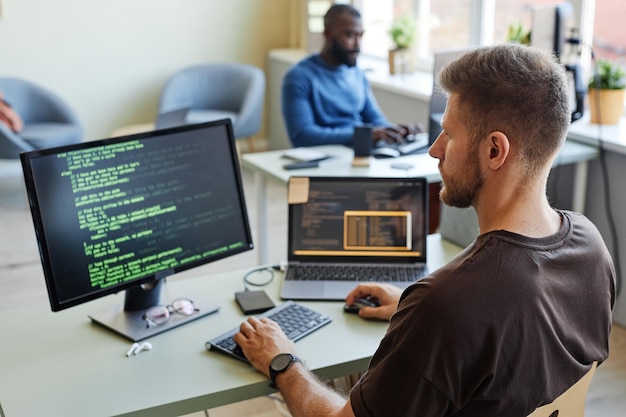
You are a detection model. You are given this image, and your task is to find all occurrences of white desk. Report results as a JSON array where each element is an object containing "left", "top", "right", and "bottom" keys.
[
  {"left": 0, "top": 235, "right": 462, "bottom": 417},
  {"left": 567, "top": 115, "right": 626, "bottom": 155},
  {"left": 241, "top": 141, "right": 599, "bottom": 264}
]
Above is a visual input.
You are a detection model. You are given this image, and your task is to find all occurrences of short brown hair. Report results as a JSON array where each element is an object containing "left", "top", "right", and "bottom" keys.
[{"left": 437, "top": 44, "right": 570, "bottom": 174}]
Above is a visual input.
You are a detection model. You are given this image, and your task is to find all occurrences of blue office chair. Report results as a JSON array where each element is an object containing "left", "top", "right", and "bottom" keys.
[
  {"left": 158, "top": 63, "right": 265, "bottom": 150},
  {"left": 0, "top": 77, "right": 83, "bottom": 158}
]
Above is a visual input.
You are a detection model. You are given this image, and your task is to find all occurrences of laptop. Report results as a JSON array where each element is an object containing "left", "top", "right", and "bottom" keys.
[
  {"left": 155, "top": 105, "right": 191, "bottom": 130},
  {"left": 280, "top": 176, "right": 429, "bottom": 301}
]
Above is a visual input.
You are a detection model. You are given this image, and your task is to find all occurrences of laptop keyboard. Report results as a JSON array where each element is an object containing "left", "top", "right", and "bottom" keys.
[
  {"left": 285, "top": 263, "right": 427, "bottom": 282},
  {"left": 206, "top": 301, "right": 332, "bottom": 362}
]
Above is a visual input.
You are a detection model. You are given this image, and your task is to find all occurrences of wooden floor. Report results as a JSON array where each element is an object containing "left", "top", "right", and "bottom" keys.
[{"left": 1, "top": 158, "right": 625, "bottom": 417}]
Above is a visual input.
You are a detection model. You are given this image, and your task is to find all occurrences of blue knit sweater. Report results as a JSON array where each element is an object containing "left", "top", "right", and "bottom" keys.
[{"left": 281, "top": 54, "right": 390, "bottom": 147}]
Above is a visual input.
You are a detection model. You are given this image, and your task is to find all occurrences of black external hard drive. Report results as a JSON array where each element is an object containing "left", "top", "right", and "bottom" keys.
[{"left": 235, "top": 290, "right": 276, "bottom": 315}]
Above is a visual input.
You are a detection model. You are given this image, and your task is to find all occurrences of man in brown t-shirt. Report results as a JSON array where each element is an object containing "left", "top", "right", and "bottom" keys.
[{"left": 232, "top": 44, "right": 615, "bottom": 417}]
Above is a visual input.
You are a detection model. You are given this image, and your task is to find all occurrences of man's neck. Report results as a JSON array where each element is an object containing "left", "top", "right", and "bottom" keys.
[
  {"left": 474, "top": 176, "right": 561, "bottom": 238},
  {"left": 319, "top": 50, "right": 339, "bottom": 67}
]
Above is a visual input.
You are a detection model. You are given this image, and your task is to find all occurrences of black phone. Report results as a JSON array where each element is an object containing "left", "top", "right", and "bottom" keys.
[
  {"left": 353, "top": 125, "right": 373, "bottom": 157},
  {"left": 283, "top": 161, "right": 319, "bottom": 170},
  {"left": 235, "top": 290, "right": 275, "bottom": 314}
]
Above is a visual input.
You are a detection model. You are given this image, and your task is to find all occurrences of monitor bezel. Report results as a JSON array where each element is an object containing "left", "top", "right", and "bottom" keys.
[{"left": 20, "top": 119, "right": 254, "bottom": 312}]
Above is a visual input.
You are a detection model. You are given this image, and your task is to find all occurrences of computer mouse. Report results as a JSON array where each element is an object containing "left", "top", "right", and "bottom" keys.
[
  {"left": 371, "top": 147, "right": 401, "bottom": 159},
  {"left": 344, "top": 297, "right": 380, "bottom": 314}
]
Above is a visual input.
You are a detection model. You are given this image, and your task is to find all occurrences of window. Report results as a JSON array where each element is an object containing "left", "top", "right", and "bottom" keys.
[
  {"left": 306, "top": 0, "right": 334, "bottom": 53},
  {"left": 591, "top": 0, "right": 625, "bottom": 63},
  {"left": 590, "top": 0, "right": 626, "bottom": 114},
  {"left": 305, "top": 1, "right": 619, "bottom": 73},
  {"left": 357, "top": 0, "right": 475, "bottom": 68}
]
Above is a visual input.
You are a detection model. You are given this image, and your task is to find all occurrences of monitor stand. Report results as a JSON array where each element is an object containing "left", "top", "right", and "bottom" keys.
[
  {"left": 88, "top": 278, "right": 220, "bottom": 341},
  {"left": 89, "top": 299, "right": 220, "bottom": 342}
]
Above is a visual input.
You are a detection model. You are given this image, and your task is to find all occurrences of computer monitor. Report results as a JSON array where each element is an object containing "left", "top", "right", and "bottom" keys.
[
  {"left": 531, "top": 2, "right": 585, "bottom": 122},
  {"left": 531, "top": 2, "right": 576, "bottom": 62},
  {"left": 20, "top": 119, "right": 254, "bottom": 341}
]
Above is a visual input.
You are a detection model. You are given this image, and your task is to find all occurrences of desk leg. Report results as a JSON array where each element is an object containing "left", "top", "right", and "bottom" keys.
[
  {"left": 572, "top": 161, "right": 588, "bottom": 214},
  {"left": 254, "top": 171, "right": 269, "bottom": 264}
]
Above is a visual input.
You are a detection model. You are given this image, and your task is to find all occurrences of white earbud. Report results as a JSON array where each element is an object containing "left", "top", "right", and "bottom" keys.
[
  {"left": 134, "top": 342, "right": 153, "bottom": 355},
  {"left": 126, "top": 341, "right": 152, "bottom": 357},
  {"left": 126, "top": 342, "right": 139, "bottom": 357}
]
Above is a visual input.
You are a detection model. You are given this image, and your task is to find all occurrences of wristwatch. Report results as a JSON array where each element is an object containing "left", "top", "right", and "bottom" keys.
[{"left": 269, "top": 353, "right": 301, "bottom": 388}]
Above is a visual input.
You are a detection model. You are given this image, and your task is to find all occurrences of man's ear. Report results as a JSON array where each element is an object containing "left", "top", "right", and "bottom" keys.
[{"left": 485, "top": 131, "right": 509, "bottom": 170}]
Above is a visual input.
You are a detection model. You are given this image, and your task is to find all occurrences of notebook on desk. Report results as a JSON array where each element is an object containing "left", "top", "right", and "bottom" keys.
[
  {"left": 155, "top": 105, "right": 191, "bottom": 130},
  {"left": 280, "top": 176, "right": 429, "bottom": 301}
]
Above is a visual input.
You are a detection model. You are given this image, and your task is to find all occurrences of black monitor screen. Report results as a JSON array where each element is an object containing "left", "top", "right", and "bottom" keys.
[{"left": 20, "top": 119, "right": 253, "bottom": 340}]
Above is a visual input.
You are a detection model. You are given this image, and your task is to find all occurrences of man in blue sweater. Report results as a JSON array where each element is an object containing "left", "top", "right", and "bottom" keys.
[{"left": 282, "top": 4, "right": 420, "bottom": 148}]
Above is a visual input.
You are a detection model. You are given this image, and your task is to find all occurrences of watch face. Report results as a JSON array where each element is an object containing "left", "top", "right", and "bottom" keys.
[{"left": 271, "top": 353, "right": 293, "bottom": 371}]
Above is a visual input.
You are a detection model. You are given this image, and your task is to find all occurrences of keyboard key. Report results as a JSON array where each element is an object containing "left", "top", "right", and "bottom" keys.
[
  {"left": 206, "top": 301, "right": 332, "bottom": 362},
  {"left": 285, "top": 263, "right": 426, "bottom": 283}
]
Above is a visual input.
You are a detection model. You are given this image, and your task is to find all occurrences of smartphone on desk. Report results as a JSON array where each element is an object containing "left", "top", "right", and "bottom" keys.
[{"left": 283, "top": 161, "right": 320, "bottom": 170}]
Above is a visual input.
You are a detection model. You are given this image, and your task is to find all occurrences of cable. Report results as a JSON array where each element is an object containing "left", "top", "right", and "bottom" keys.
[
  {"left": 589, "top": 52, "right": 622, "bottom": 297},
  {"left": 549, "top": 30, "right": 582, "bottom": 207},
  {"left": 242, "top": 266, "right": 275, "bottom": 291}
]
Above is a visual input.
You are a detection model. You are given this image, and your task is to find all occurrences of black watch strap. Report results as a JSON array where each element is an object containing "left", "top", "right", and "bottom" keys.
[{"left": 269, "top": 353, "right": 301, "bottom": 389}]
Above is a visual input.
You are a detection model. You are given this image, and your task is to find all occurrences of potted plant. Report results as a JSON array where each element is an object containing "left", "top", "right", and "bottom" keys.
[
  {"left": 588, "top": 59, "right": 626, "bottom": 124},
  {"left": 506, "top": 22, "right": 531, "bottom": 45},
  {"left": 388, "top": 15, "right": 417, "bottom": 75}
]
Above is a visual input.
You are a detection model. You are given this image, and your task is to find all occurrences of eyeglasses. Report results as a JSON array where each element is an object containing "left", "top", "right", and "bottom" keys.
[{"left": 142, "top": 298, "right": 199, "bottom": 327}]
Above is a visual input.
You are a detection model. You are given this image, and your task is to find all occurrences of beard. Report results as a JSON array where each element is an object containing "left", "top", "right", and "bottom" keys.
[
  {"left": 330, "top": 39, "right": 359, "bottom": 67},
  {"left": 439, "top": 146, "right": 484, "bottom": 208}
]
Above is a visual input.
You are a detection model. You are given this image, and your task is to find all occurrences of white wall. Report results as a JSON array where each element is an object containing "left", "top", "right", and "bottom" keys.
[{"left": 0, "top": 0, "right": 291, "bottom": 140}]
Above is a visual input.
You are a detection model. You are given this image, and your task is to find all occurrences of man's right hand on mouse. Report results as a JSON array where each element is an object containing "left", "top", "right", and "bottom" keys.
[{"left": 345, "top": 283, "right": 403, "bottom": 320}]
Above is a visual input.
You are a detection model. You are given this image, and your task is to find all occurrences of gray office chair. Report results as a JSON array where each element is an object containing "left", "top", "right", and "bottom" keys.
[
  {"left": 158, "top": 63, "right": 265, "bottom": 150},
  {"left": 0, "top": 77, "right": 83, "bottom": 159}
]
